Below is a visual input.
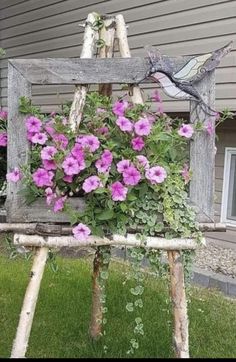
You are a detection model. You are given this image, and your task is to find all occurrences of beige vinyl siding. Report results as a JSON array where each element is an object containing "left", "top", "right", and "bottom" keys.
[{"left": 0, "top": 0, "right": 236, "bottom": 112}]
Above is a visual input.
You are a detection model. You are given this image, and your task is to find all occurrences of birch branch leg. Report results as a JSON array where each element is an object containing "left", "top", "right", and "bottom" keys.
[
  {"left": 98, "top": 17, "right": 116, "bottom": 96},
  {"left": 89, "top": 16, "right": 115, "bottom": 341},
  {"left": 115, "top": 14, "right": 144, "bottom": 105},
  {"left": 89, "top": 246, "right": 110, "bottom": 339},
  {"left": 68, "top": 12, "right": 98, "bottom": 132},
  {"left": 167, "top": 250, "right": 189, "bottom": 358},
  {"left": 11, "top": 247, "right": 48, "bottom": 358}
]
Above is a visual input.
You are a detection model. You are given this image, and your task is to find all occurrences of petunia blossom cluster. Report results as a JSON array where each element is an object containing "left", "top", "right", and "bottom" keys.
[{"left": 8, "top": 91, "right": 198, "bottom": 242}]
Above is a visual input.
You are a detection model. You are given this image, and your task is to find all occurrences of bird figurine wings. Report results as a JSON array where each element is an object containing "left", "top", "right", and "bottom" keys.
[{"left": 143, "top": 41, "right": 233, "bottom": 116}]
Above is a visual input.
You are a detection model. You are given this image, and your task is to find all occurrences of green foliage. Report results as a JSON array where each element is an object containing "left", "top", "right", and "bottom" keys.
[{"left": 19, "top": 96, "right": 41, "bottom": 116}]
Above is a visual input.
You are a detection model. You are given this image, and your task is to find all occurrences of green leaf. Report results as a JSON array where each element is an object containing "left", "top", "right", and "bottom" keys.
[
  {"left": 134, "top": 299, "right": 143, "bottom": 308},
  {"left": 107, "top": 199, "right": 114, "bottom": 210},
  {"left": 120, "top": 203, "right": 127, "bottom": 212},
  {"left": 94, "top": 187, "right": 107, "bottom": 194},
  {"left": 126, "top": 302, "right": 134, "bottom": 312},
  {"left": 97, "top": 209, "right": 114, "bottom": 221},
  {"left": 100, "top": 271, "right": 109, "bottom": 280},
  {"left": 135, "top": 317, "right": 142, "bottom": 324},
  {"left": 127, "top": 193, "right": 137, "bottom": 201}
]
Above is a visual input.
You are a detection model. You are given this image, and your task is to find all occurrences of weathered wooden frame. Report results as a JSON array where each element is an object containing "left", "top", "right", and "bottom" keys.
[
  {"left": 4, "top": 13, "right": 221, "bottom": 359},
  {"left": 6, "top": 57, "right": 215, "bottom": 223}
]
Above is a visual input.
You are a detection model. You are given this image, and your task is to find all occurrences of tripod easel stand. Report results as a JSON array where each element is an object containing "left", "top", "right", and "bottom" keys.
[{"left": 2, "top": 12, "right": 220, "bottom": 358}]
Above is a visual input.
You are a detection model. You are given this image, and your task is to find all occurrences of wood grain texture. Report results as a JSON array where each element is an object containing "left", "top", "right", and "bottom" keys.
[
  {"left": 0, "top": 222, "right": 226, "bottom": 234},
  {"left": 8, "top": 56, "right": 193, "bottom": 85},
  {"left": 189, "top": 71, "right": 216, "bottom": 223},
  {"left": 6, "top": 63, "right": 32, "bottom": 223},
  {"left": 7, "top": 197, "right": 85, "bottom": 223}
]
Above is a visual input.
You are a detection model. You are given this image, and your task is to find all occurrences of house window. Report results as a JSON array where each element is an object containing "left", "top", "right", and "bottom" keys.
[{"left": 221, "top": 148, "right": 236, "bottom": 225}]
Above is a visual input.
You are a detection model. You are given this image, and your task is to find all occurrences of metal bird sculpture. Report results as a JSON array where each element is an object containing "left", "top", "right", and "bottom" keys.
[{"left": 142, "top": 41, "right": 233, "bottom": 116}]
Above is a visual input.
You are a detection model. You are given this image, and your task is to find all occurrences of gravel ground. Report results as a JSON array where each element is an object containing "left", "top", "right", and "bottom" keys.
[{"left": 194, "top": 241, "right": 236, "bottom": 279}]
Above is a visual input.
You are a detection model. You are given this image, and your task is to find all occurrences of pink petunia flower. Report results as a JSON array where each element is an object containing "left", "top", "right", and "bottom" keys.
[
  {"left": 205, "top": 120, "right": 214, "bottom": 136},
  {"left": 63, "top": 175, "right": 73, "bottom": 183},
  {"left": 178, "top": 124, "right": 194, "bottom": 138},
  {"left": 0, "top": 110, "right": 8, "bottom": 120},
  {"left": 42, "top": 159, "right": 57, "bottom": 170},
  {"left": 95, "top": 149, "right": 113, "bottom": 173},
  {"left": 82, "top": 176, "right": 102, "bottom": 193},
  {"left": 136, "top": 155, "right": 149, "bottom": 170},
  {"left": 116, "top": 159, "right": 131, "bottom": 174},
  {"left": 53, "top": 196, "right": 67, "bottom": 213},
  {"left": 26, "top": 116, "right": 42, "bottom": 133},
  {"left": 95, "top": 158, "right": 110, "bottom": 173},
  {"left": 77, "top": 158, "right": 86, "bottom": 172},
  {"left": 6, "top": 167, "right": 22, "bottom": 183},
  {"left": 97, "top": 126, "right": 109, "bottom": 135},
  {"left": 32, "top": 168, "right": 54, "bottom": 187},
  {"left": 123, "top": 166, "right": 141, "bottom": 186},
  {"left": 145, "top": 166, "right": 167, "bottom": 184},
  {"left": 71, "top": 144, "right": 84, "bottom": 161},
  {"left": 62, "top": 156, "right": 81, "bottom": 176},
  {"left": 45, "top": 187, "right": 56, "bottom": 205},
  {"left": 101, "top": 149, "right": 113, "bottom": 164},
  {"left": 76, "top": 135, "right": 100, "bottom": 152},
  {"left": 112, "top": 100, "right": 129, "bottom": 116},
  {"left": 44, "top": 124, "right": 55, "bottom": 137},
  {"left": 53, "top": 133, "right": 69, "bottom": 150},
  {"left": 116, "top": 116, "right": 133, "bottom": 132},
  {"left": 181, "top": 164, "right": 191, "bottom": 184},
  {"left": 41, "top": 146, "right": 57, "bottom": 160},
  {"left": 0, "top": 132, "right": 7, "bottom": 147},
  {"left": 134, "top": 118, "right": 151, "bottom": 136},
  {"left": 72, "top": 223, "right": 91, "bottom": 242},
  {"left": 131, "top": 137, "right": 145, "bottom": 151},
  {"left": 147, "top": 115, "right": 156, "bottom": 125},
  {"left": 110, "top": 181, "right": 128, "bottom": 201},
  {"left": 27, "top": 132, "right": 36, "bottom": 142},
  {"left": 31, "top": 132, "right": 48, "bottom": 145}
]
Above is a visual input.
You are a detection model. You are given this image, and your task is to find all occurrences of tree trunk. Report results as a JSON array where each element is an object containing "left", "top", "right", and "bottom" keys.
[{"left": 167, "top": 250, "right": 189, "bottom": 358}]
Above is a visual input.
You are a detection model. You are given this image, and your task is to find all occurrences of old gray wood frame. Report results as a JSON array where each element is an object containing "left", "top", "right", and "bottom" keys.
[{"left": 6, "top": 57, "right": 215, "bottom": 223}]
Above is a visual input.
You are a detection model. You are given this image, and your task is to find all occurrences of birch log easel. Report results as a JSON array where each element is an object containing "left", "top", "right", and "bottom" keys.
[{"left": 3, "top": 12, "right": 225, "bottom": 359}]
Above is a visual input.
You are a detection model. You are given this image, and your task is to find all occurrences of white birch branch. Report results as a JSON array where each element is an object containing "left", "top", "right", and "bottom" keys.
[
  {"left": 115, "top": 14, "right": 144, "bottom": 105},
  {"left": 14, "top": 233, "right": 200, "bottom": 250},
  {"left": 11, "top": 247, "right": 49, "bottom": 358},
  {"left": 168, "top": 250, "right": 189, "bottom": 358},
  {"left": 68, "top": 13, "right": 98, "bottom": 131}
]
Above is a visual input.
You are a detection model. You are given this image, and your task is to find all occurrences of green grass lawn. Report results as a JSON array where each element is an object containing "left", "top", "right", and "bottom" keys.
[{"left": 0, "top": 245, "right": 236, "bottom": 358}]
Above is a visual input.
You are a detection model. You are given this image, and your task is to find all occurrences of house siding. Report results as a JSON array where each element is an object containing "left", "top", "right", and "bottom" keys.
[
  {"left": 215, "top": 120, "right": 236, "bottom": 222},
  {"left": 0, "top": 0, "right": 236, "bottom": 112}
]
